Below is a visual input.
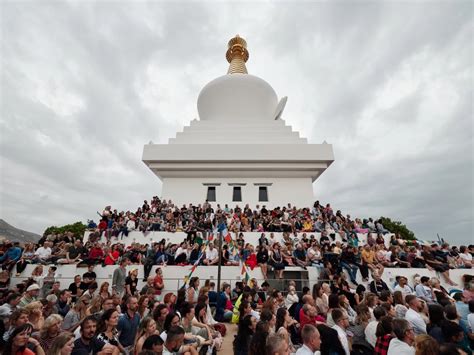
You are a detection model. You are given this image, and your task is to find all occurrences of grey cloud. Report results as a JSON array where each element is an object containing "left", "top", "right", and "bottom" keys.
[{"left": 1, "top": 2, "right": 472, "bottom": 244}]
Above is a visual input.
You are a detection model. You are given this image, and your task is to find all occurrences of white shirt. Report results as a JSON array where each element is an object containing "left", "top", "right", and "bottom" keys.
[
  {"left": 468, "top": 313, "right": 474, "bottom": 332},
  {"left": 285, "top": 292, "right": 299, "bottom": 309},
  {"left": 415, "top": 284, "right": 434, "bottom": 302},
  {"left": 394, "top": 284, "right": 414, "bottom": 297},
  {"left": 460, "top": 253, "right": 472, "bottom": 262},
  {"left": 205, "top": 248, "right": 218, "bottom": 261},
  {"left": 405, "top": 308, "right": 427, "bottom": 335},
  {"left": 332, "top": 325, "right": 349, "bottom": 355},
  {"left": 364, "top": 320, "right": 378, "bottom": 347},
  {"left": 295, "top": 344, "right": 316, "bottom": 355},
  {"left": 387, "top": 338, "right": 415, "bottom": 355},
  {"left": 35, "top": 247, "right": 51, "bottom": 259}
]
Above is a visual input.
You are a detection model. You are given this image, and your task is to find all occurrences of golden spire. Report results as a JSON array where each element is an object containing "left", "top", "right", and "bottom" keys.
[{"left": 226, "top": 35, "right": 249, "bottom": 74}]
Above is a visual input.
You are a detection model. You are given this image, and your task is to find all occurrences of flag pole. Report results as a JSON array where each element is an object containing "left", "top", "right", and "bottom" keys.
[{"left": 217, "top": 230, "right": 222, "bottom": 293}]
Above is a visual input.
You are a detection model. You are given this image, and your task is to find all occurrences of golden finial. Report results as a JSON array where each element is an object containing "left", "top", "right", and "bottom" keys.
[{"left": 226, "top": 35, "right": 249, "bottom": 74}]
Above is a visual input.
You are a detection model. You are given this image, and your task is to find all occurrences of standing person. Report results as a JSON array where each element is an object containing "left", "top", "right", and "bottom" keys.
[
  {"left": 112, "top": 258, "right": 129, "bottom": 297},
  {"left": 404, "top": 295, "right": 427, "bottom": 336},
  {"left": 256, "top": 245, "right": 269, "bottom": 279},
  {"left": 331, "top": 308, "right": 351, "bottom": 355},
  {"left": 387, "top": 319, "right": 415, "bottom": 355},
  {"left": 295, "top": 324, "right": 321, "bottom": 355},
  {"left": 117, "top": 296, "right": 140, "bottom": 353}
]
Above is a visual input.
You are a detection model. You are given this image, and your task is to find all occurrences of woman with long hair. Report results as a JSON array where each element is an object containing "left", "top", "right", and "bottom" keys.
[
  {"left": 96, "top": 308, "right": 124, "bottom": 353},
  {"left": 134, "top": 317, "right": 157, "bottom": 355},
  {"left": 393, "top": 290, "right": 408, "bottom": 318},
  {"left": 257, "top": 244, "right": 269, "bottom": 280},
  {"left": 62, "top": 296, "right": 89, "bottom": 332},
  {"left": 179, "top": 302, "right": 212, "bottom": 348},
  {"left": 238, "top": 300, "right": 253, "bottom": 324},
  {"left": 312, "top": 283, "right": 326, "bottom": 315},
  {"left": 233, "top": 314, "right": 256, "bottom": 355},
  {"left": 16, "top": 243, "right": 35, "bottom": 275},
  {"left": 195, "top": 302, "right": 223, "bottom": 351},
  {"left": 36, "top": 314, "right": 63, "bottom": 350},
  {"left": 4, "top": 323, "right": 44, "bottom": 355},
  {"left": 275, "top": 307, "right": 296, "bottom": 353},
  {"left": 269, "top": 243, "right": 285, "bottom": 279},
  {"left": 325, "top": 294, "right": 342, "bottom": 327},
  {"left": 30, "top": 265, "right": 44, "bottom": 287},
  {"left": 99, "top": 282, "right": 111, "bottom": 300},
  {"left": 347, "top": 304, "right": 372, "bottom": 352},
  {"left": 186, "top": 277, "right": 199, "bottom": 305},
  {"left": 137, "top": 295, "right": 150, "bottom": 319},
  {"left": 86, "top": 296, "right": 103, "bottom": 316},
  {"left": 163, "top": 292, "right": 177, "bottom": 312},
  {"left": 427, "top": 303, "right": 446, "bottom": 343},
  {"left": 248, "top": 320, "right": 270, "bottom": 355},
  {"left": 414, "top": 334, "right": 439, "bottom": 355},
  {"left": 47, "top": 332, "right": 74, "bottom": 355},
  {"left": 162, "top": 312, "right": 181, "bottom": 334}
]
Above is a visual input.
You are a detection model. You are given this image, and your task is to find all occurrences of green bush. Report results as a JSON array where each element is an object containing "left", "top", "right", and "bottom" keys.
[
  {"left": 43, "top": 221, "right": 87, "bottom": 239},
  {"left": 379, "top": 216, "right": 416, "bottom": 241}
]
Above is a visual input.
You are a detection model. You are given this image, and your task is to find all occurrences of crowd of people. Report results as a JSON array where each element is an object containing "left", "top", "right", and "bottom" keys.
[{"left": 0, "top": 198, "right": 473, "bottom": 355}]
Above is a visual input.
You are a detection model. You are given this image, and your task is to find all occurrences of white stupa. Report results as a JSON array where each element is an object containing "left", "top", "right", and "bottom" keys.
[{"left": 142, "top": 35, "right": 334, "bottom": 207}]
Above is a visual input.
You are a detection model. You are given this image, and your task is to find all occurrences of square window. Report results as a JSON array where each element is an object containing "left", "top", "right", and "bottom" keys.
[
  {"left": 207, "top": 187, "right": 216, "bottom": 202},
  {"left": 232, "top": 186, "right": 242, "bottom": 202},
  {"left": 259, "top": 186, "right": 268, "bottom": 202}
]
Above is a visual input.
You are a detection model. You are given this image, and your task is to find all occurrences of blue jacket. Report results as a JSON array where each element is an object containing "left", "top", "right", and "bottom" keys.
[{"left": 0, "top": 247, "right": 22, "bottom": 262}]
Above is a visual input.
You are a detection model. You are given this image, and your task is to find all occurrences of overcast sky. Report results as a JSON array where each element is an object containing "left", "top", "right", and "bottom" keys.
[{"left": 1, "top": 1, "right": 472, "bottom": 245}]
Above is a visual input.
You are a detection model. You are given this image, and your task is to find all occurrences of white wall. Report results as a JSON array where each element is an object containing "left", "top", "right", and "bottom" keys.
[{"left": 161, "top": 177, "right": 314, "bottom": 208}]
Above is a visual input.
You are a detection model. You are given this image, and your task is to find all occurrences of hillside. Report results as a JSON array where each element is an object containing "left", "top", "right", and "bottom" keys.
[{"left": 0, "top": 219, "right": 42, "bottom": 243}]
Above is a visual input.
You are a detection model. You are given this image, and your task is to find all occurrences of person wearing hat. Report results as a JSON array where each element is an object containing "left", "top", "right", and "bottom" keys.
[{"left": 18, "top": 284, "right": 40, "bottom": 308}]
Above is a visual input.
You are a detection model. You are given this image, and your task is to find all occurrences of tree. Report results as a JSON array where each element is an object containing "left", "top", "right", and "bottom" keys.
[
  {"left": 378, "top": 216, "right": 416, "bottom": 241},
  {"left": 43, "top": 221, "right": 87, "bottom": 239}
]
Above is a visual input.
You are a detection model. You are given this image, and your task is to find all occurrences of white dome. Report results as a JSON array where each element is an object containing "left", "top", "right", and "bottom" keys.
[{"left": 197, "top": 74, "right": 278, "bottom": 121}]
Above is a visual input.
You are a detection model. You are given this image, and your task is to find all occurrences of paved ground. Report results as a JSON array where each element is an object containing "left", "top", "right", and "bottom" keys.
[{"left": 219, "top": 323, "right": 237, "bottom": 355}]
